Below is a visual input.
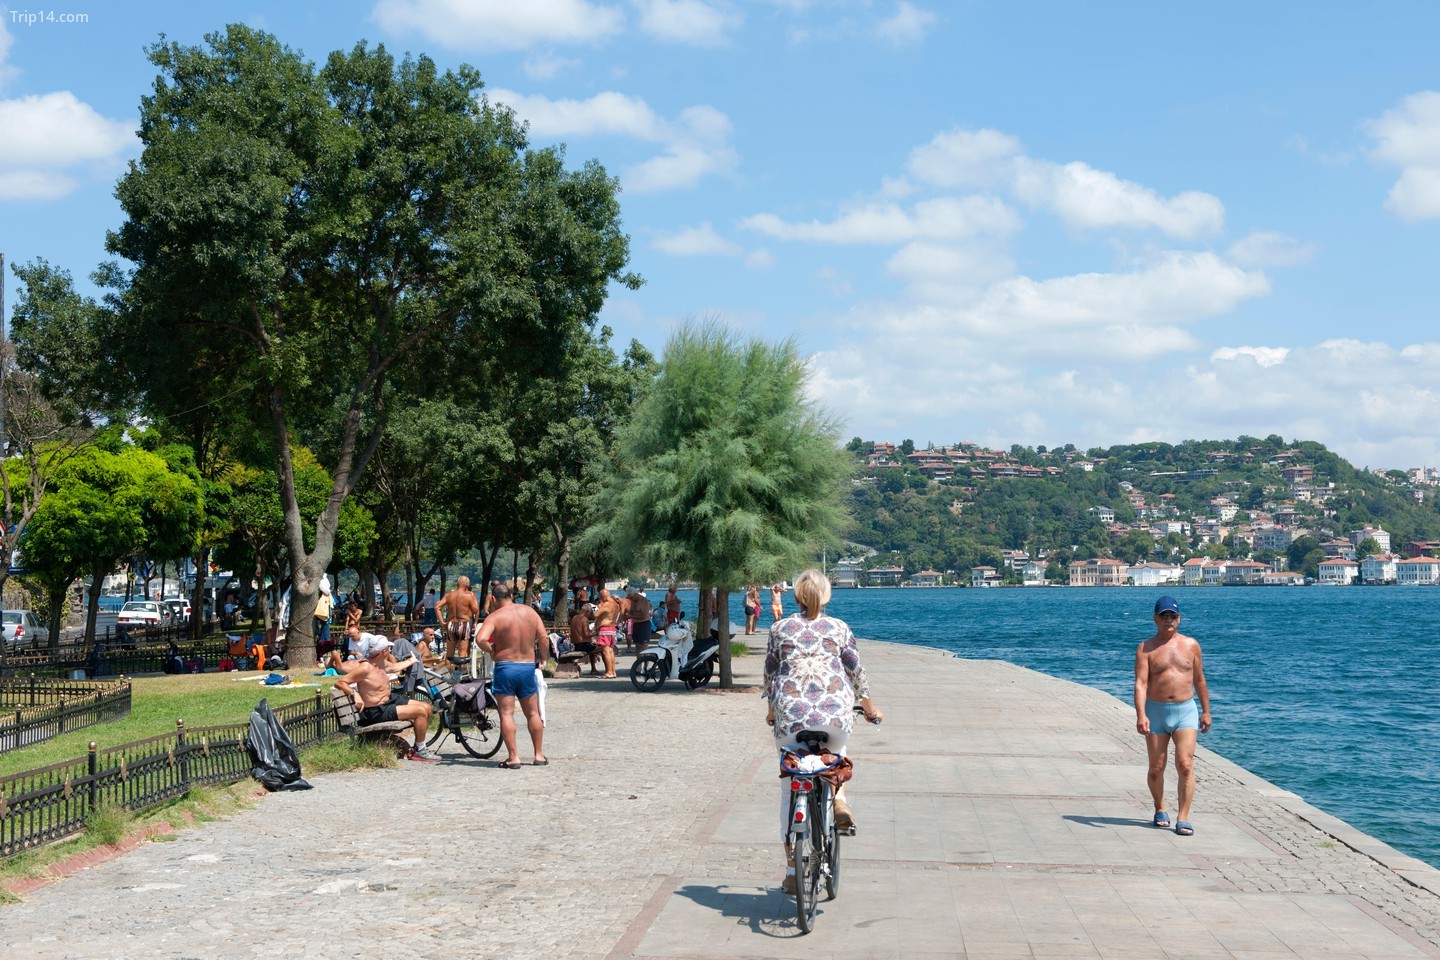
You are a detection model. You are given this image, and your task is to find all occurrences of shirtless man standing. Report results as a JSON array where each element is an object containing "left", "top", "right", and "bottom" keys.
[
  {"left": 438, "top": 576, "right": 480, "bottom": 660},
  {"left": 1134, "top": 595, "right": 1212, "bottom": 837},
  {"left": 474, "top": 584, "right": 550, "bottom": 768},
  {"left": 593, "top": 588, "right": 620, "bottom": 678},
  {"left": 665, "top": 583, "right": 682, "bottom": 625},
  {"left": 334, "top": 635, "right": 438, "bottom": 762},
  {"left": 770, "top": 583, "right": 785, "bottom": 624}
]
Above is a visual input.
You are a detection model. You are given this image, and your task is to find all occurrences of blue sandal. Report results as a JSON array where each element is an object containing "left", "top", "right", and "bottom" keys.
[
  {"left": 1152, "top": 810, "right": 1171, "bottom": 828},
  {"left": 1174, "top": 821, "right": 1194, "bottom": 836}
]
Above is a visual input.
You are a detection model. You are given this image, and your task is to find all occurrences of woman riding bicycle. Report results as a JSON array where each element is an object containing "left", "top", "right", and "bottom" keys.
[{"left": 763, "top": 568, "right": 882, "bottom": 892}]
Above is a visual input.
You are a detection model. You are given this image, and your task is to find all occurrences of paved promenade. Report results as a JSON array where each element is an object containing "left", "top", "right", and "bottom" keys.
[{"left": 4, "top": 640, "right": 1440, "bottom": 959}]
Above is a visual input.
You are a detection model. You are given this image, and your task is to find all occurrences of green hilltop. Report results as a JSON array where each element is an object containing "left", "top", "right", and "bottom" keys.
[{"left": 844, "top": 435, "right": 1440, "bottom": 580}]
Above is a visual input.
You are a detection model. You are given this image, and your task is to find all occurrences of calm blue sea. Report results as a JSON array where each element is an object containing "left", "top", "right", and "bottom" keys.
[{"left": 677, "top": 585, "right": 1440, "bottom": 870}]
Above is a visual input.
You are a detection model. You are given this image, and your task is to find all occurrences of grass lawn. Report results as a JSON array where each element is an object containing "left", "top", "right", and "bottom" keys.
[{"left": 0, "top": 672, "right": 335, "bottom": 779}]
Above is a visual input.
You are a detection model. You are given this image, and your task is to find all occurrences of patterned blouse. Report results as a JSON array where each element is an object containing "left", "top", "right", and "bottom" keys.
[{"left": 764, "top": 612, "right": 870, "bottom": 740}]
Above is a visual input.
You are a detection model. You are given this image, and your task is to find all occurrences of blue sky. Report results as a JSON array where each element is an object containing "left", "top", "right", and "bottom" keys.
[{"left": 3, "top": 1, "right": 1440, "bottom": 469}]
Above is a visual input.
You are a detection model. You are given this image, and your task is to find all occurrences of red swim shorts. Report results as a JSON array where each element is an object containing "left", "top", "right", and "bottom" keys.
[{"left": 595, "top": 626, "right": 617, "bottom": 648}]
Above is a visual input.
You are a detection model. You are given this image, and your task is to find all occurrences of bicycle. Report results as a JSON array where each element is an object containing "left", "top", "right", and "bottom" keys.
[
  {"left": 780, "top": 730, "right": 852, "bottom": 933},
  {"left": 411, "top": 658, "right": 504, "bottom": 760}
]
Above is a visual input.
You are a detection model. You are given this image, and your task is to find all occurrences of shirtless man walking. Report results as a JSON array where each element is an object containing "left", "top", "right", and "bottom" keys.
[
  {"left": 334, "top": 635, "right": 438, "bottom": 762},
  {"left": 474, "top": 584, "right": 550, "bottom": 768},
  {"left": 1134, "top": 595, "right": 1212, "bottom": 837},
  {"left": 438, "top": 576, "right": 480, "bottom": 660}
]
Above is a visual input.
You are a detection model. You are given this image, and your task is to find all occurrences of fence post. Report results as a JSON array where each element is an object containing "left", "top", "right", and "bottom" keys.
[
  {"left": 58, "top": 698, "right": 66, "bottom": 735},
  {"left": 176, "top": 718, "right": 190, "bottom": 794},
  {"left": 313, "top": 687, "right": 325, "bottom": 743},
  {"left": 87, "top": 741, "right": 98, "bottom": 818}
]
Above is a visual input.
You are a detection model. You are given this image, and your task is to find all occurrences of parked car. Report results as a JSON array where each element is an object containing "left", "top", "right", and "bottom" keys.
[
  {"left": 2, "top": 610, "right": 51, "bottom": 649},
  {"left": 118, "top": 600, "right": 171, "bottom": 628},
  {"left": 162, "top": 598, "right": 191, "bottom": 624}
]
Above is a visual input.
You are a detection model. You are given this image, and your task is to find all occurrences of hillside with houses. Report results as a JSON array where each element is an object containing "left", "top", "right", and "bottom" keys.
[{"left": 839, "top": 435, "right": 1440, "bottom": 587}]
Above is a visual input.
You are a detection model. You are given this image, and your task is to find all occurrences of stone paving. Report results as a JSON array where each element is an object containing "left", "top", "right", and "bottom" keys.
[{"left": 2, "top": 639, "right": 1439, "bottom": 959}]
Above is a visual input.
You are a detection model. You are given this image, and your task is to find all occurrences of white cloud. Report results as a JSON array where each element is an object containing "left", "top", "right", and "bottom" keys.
[
  {"left": 1012, "top": 157, "right": 1224, "bottom": 238},
  {"left": 522, "top": 53, "right": 581, "bottom": 80},
  {"left": 741, "top": 195, "right": 1021, "bottom": 244},
  {"left": 633, "top": 0, "right": 742, "bottom": 45},
  {"left": 485, "top": 88, "right": 737, "bottom": 191},
  {"left": 372, "top": 0, "right": 625, "bottom": 51},
  {"left": 744, "top": 248, "right": 775, "bottom": 269},
  {"left": 902, "top": 126, "right": 1224, "bottom": 237},
  {"left": 0, "top": 91, "right": 134, "bottom": 200},
  {"left": 0, "top": 15, "right": 17, "bottom": 86},
  {"left": 876, "top": 2, "right": 936, "bottom": 47},
  {"left": 906, "top": 128, "right": 1021, "bottom": 188},
  {"left": 653, "top": 221, "right": 742, "bottom": 256},
  {"left": 1365, "top": 91, "right": 1440, "bottom": 220},
  {"left": 1211, "top": 345, "right": 1290, "bottom": 367},
  {"left": 1226, "top": 231, "right": 1315, "bottom": 269}
]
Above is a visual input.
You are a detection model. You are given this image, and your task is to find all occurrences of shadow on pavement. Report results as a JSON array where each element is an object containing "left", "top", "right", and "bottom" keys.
[
  {"left": 1063, "top": 814, "right": 1155, "bottom": 830},
  {"left": 673, "top": 882, "right": 813, "bottom": 939}
]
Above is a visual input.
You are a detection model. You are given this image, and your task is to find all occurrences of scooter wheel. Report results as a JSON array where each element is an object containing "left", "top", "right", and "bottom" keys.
[
  {"left": 684, "top": 658, "right": 714, "bottom": 690},
  {"left": 631, "top": 657, "right": 666, "bottom": 692}
]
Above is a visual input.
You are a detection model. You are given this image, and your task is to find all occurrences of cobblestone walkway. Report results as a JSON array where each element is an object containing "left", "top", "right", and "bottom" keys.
[{"left": 3, "top": 640, "right": 1437, "bottom": 959}]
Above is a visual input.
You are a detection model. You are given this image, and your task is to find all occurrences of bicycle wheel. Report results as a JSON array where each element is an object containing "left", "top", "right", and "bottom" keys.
[
  {"left": 793, "top": 793, "right": 821, "bottom": 933},
  {"left": 683, "top": 658, "right": 714, "bottom": 690},
  {"left": 824, "top": 787, "right": 841, "bottom": 900},
  {"left": 410, "top": 684, "right": 450, "bottom": 747},
  {"left": 630, "top": 657, "right": 666, "bottom": 692},
  {"left": 456, "top": 700, "right": 504, "bottom": 759}
]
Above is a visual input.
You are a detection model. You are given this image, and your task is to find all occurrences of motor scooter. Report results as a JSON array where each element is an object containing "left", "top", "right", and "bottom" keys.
[{"left": 629, "top": 617, "right": 720, "bottom": 691}]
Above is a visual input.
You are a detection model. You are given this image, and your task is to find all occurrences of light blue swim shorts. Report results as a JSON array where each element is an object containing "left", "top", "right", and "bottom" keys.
[{"left": 1144, "top": 698, "right": 1199, "bottom": 735}]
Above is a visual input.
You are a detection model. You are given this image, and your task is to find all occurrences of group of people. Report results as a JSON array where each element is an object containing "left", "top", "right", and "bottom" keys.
[
  {"left": 332, "top": 581, "right": 552, "bottom": 768},
  {"left": 565, "top": 585, "right": 658, "bottom": 678}
]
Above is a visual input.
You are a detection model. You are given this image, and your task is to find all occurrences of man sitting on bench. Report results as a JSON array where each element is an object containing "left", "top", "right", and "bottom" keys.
[{"left": 334, "top": 635, "right": 439, "bottom": 763}]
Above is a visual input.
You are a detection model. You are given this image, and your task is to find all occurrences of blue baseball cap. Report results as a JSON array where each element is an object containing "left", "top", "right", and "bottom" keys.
[{"left": 1153, "top": 595, "right": 1179, "bottom": 615}]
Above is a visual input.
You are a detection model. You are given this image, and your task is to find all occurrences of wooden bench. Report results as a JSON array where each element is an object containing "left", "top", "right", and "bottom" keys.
[{"left": 330, "top": 685, "right": 415, "bottom": 754}]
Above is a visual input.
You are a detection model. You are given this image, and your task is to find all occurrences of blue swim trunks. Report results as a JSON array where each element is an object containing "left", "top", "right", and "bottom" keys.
[
  {"left": 491, "top": 660, "right": 540, "bottom": 699},
  {"left": 1145, "top": 698, "right": 1199, "bottom": 735}
]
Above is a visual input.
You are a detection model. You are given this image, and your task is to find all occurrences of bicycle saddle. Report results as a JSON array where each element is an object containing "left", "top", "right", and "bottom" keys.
[{"left": 796, "top": 730, "right": 830, "bottom": 751}]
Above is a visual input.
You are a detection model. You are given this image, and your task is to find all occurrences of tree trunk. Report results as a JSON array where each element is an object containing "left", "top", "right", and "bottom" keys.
[
  {"left": 84, "top": 567, "right": 104, "bottom": 649},
  {"left": 46, "top": 586, "right": 66, "bottom": 653},
  {"left": 551, "top": 533, "right": 572, "bottom": 624},
  {"left": 523, "top": 551, "right": 539, "bottom": 604},
  {"left": 717, "top": 585, "right": 733, "bottom": 688},
  {"left": 190, "top": 547, "right": 207, "bottom": 639}
]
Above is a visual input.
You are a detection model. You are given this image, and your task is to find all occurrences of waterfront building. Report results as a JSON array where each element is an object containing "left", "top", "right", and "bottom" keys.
[
  {"left": 1021, "top": 560, "right": 1048, "bottom": 586},
  {"left": 1068, "top": 557, "right": 1128, "bottom": 587},
  {"left": 1396, "top": 557, "right": 1440, "bottom": 585},
  {"left": 970, "top": 566, "right": 1001, "bottom": 588},
  {"left": 867, "top": 565, "right": 905, "bottom": 587},
  {"left": 1359, "top": 553, "right": 1398, "bottom": 584},
  {"left": 1317, "top": 558, "right": 1359, "bottom": 585},
  {"left": 831, "top": 558, "right": 862, "bottom": 589},
  {"left": 1262, "top": 570, "right": 1306, "bottom": 586},
  {"left": 909, "top": 570, "right": 943, "bottom": 587},
  {"left": 1223, "top": 560, "right": 1268, "bottom": 584},
  {"left": 1127, "top": 561, "right": 1183, "bottom": 587}
]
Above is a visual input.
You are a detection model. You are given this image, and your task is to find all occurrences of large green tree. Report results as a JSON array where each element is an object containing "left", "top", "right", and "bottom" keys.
[
  {"left": 102, "top": 25, "right": 638, "bottom": 667},
  {"left": 585, "top": 323, "right": 851, "bottom": 687}
]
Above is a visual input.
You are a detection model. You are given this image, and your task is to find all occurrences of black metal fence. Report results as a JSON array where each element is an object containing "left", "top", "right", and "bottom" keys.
[
  {"left": 0, "top": 678, "right": 133, "bottom": 754},
  {"left": 0, "top": 688, "right": 341, "bottom": 860}
]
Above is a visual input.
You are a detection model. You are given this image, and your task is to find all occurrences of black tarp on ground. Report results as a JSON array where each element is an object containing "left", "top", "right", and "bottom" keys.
[{"left": 244, "top": 698, "right": 313, "bottom": 791}]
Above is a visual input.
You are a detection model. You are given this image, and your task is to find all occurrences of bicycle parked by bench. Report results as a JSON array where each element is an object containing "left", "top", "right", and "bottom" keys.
[{"left": 410, "top": 659, "right": 504, "bottom": 760}]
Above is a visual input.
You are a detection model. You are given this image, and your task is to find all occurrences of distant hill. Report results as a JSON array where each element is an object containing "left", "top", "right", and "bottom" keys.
[{"left": 845, "top": 436, "right": 1440, "bottom": 577}]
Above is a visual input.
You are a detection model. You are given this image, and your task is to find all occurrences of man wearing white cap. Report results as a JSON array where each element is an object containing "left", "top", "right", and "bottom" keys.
[{"left": 334, "top": 633, "right": 438, "bottom": 762}]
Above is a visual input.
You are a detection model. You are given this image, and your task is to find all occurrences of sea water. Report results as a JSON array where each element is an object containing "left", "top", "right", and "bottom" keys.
[{"left": 677, "top": 585, "right": 1440, "bottom": 870}]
